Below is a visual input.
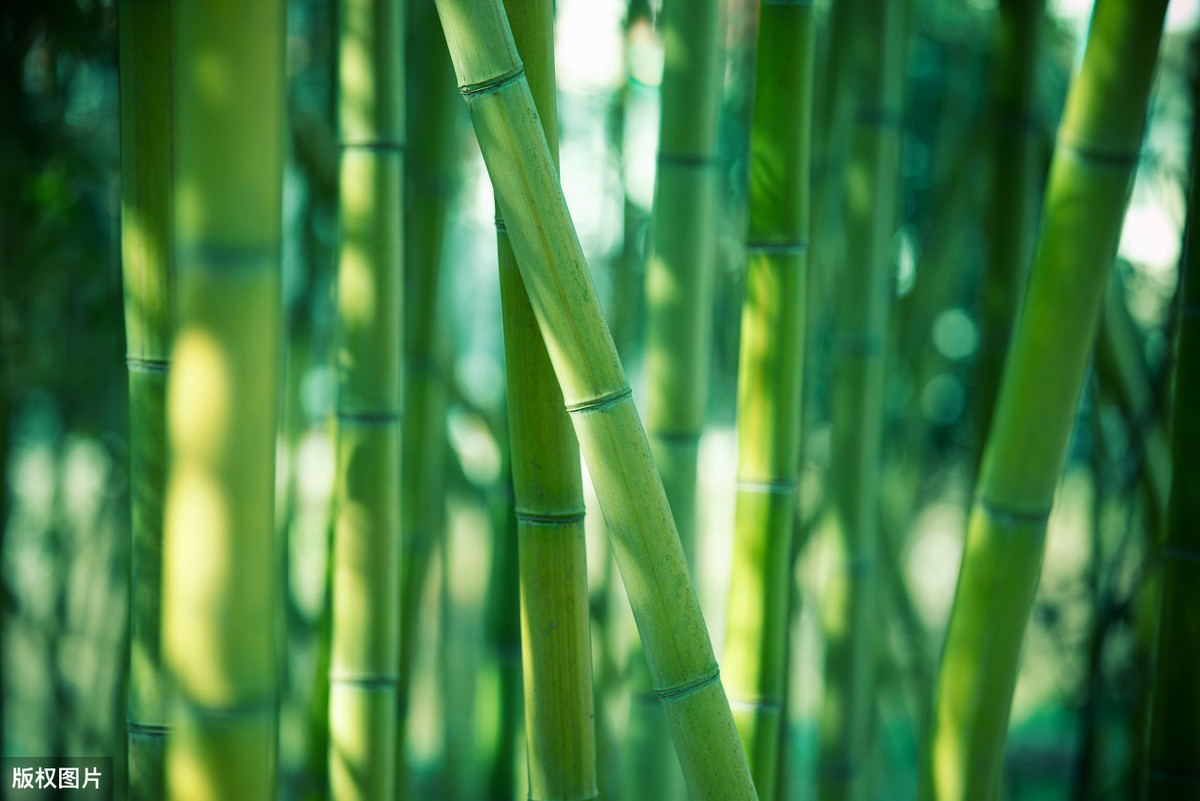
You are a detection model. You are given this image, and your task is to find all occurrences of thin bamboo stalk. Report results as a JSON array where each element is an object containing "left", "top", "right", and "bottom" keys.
[
  {"left": 161, "top": 0, "right": 285, "bottom": 797},
  {"left": 628, "top": 0, "right": 726, "bottom": 793},
  {"left": 494, "top": 0, "right": 599, "bottom": 797},
  {"left": 398, "top": 0, "right": 456, "bottom": 788},
  {"left": 975, "top": 0, "right": 1045, "bottom": 458},
  {"left": 818, "top": 1, "right": 904, "bottom": 798},
  {"left": 120, "top": 1, "right": 173, "bottom": 795},
  {"left": 433, "top": 1, "right": 758, "bottom": 797},
  {"left": 722, "top": 3, "right": 814, "bottom": 800},
  {"left": 919, "top": 2, "right": 1169, "bottom": 798},
  {"left": 1146, "top": 45, "right": 1200, "bottom": 797},
  {"left": 328, "top": 0, "right": 404, "bottom": 796}
]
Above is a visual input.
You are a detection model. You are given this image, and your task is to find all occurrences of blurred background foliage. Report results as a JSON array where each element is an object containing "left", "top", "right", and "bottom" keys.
[{"left": 0, "top": 0, "right": 1196, "bottom": 798}]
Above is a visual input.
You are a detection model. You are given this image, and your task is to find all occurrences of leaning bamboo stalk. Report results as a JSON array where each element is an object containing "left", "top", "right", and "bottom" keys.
[
  {"left": 161, "top": 1, "right": 285, "bottom": 797},
  {"left": 328, "top": 0, "right": 404, "bottom": 796},
  {"left": 494, "top": 0, "right": 598, "bottom": 797},
  {"left": 974, "top": 0, "right": 1045, "bottom": 458},
  {"left": 919, "top": 3, "right": 1168, "bottom": 799},
  {"left": 628, "top": 0, "right": 726, "bottom": 793},
  {"left": 722, "top": 3, "right": 813, "bottom": 799},
  {"left": 1145, "top": 45, "right": 1200, "bottom": 797},
  {"left": 432, "top": 1, "right": 758, "bottom": 797},
  {"left": 398, "top": 0, "right": 456, "bottom": 787},
  {"left": 818, "top": 1, "right": 904, "bottom": 798},
  {"left": 119, "top": 1, "right": 173, "bottom": 795}
]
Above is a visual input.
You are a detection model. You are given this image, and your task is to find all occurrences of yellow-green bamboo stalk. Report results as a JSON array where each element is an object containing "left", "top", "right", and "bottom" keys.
[
  {"left": 161, "top": 1, "right": 285, "bottom": 797},
  {"left": 722, "top": 3, "right": 813, "bottom": 800},
  {"left": 493, "top": 0, "right": 598, "bottom": 797},
  {"left": 433, "top": 1, "right": 757, "bottom": 797},
  {"left": 975, "top": 0, "right": 1045, "bottom": 457},
  {"left": 919, "top": 2, "right": 1168, "bottom": 799},
  {"left": 328, "top": 0, "right": 404, "bottom": 796},
  {"left": 627, "top": 0, "right": 726, "bottom": 794},
  {"left": 1145, "top": 47, "right": 1200, "bottom": 798},
  {"left": 120, "top": 1, "right": 173, "bottom": 796},
  {"left": 399, "top": 0, "right": 456, "bottom": 788},
  {"left": 818, "top": 1, "right": 904, "bottom": 798}
]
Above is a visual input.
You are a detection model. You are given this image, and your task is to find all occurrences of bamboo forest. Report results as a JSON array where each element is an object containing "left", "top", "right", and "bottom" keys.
[{"left": 3, "top": 0, "right": 1200, "bottom": 798}]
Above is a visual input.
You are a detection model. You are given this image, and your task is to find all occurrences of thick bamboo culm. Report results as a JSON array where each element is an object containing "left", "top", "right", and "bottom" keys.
[
  {"left": 721, "top": 3, "right": 813, "bottom": 800},
  {"left": 398, "top": 0, "right": 456, "bottom": 787},
  {"left": 627, "top": 0, "right": 726, "bottom": 794},
  {"left": 161, "top": 0, "right": 285, "bottom": 798},
  {"left": 818, "top": 0, "right": 904, "bottom": 798},
  {"left": 1146, "top": 44, "right": 1200, "bottom": 799},
  {"left": 432, "top": 0, "right": 758, "bottom": 797},
  {"left": 919, "top": 3, "right": 1169, "bottom": 800},
  {"left": 328, "top": 0, "right": 404, "bottom": 797},
  {"left": 119, "top": 1, "right": 173, "bottom": 796},
  {"left": 494, "top": 0, "right": 598, "bottom": 798},
  {"left": 974, "top": 0, "right": 1044, "bottom": 457}
]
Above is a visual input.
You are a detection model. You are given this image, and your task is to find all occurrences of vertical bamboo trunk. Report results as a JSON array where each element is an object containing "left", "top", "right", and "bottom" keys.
[
  {"left": 328, "top": 0, "right": 404, "bottom": 797},
  {"left": 433, "top": 1, "right": 758, "bottom": 797},
  {"left": 1146, "top": 43, "right": 1200, "bottom": 798},
  {"left": 974, "top": 0, "right": 1044, "bottom": 456},
  {"left": 495, "top": 0, "right": 598, "bottom": 797},
  {"left": 162, "top": 0, "right": 285, "bottom": 798},
  {"left": 399, "top": 0, "right": 455, "bottom": 788},
  {"left": 481, "top": 489, "right": 522, "bottom": 801},
  {"left": 722, "top": 3, "right": 813, "bottom": 800},
  {"left": 818, "top": 1, "right": 904, "bottom": 798},
  {"left": 919, "top": 2, "right": 1168, "bottom": 799},
  {"left": 627, "top": 0, "right": 726, "bottom": 794},
  {"left": 120, "top": 1, "right": 173, "bottom": 796}
]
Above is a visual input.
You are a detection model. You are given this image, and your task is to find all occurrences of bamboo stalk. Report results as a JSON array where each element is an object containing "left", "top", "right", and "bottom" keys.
[
  {"left": 398, "top": 0, "right": 456, "bottom": 788},
  {"left": 818, "top": 1, "right": 904, "bottom": 798},
  {"left": 975, "top": 0, "right": 1045, "bottom": 458},
  {"left": 161, "top": 1, "right": 285, "bottom": 797},
  {"left": 328, "top": 0, "right": 404, "bottom": 796},
  {"left": 1146, "top": 41, "right": 1200, "bottom": 797},
  {"left": 493, "top": 0, "right": 599, "bottom": 798},
  {"left": 919, "top": 2, "right": 1169, "bottom": 799},
  {"left": 627, "top": 0, "right": 726, "bottom": 794},
  {"left": 120, "top": 1, "right": 173, "bottom": 795},
  {"left": 432, "top": 1, "right": 758, "bottom": 797},
  {"left": 722, "top": 3, "right": 813, "bottom": 800}
]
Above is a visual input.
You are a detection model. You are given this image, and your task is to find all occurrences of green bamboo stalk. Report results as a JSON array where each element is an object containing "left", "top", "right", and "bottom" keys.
[
  {"left": 818, "top": 1, "right": 904, "bottom": 798},
  {"left": 975, "top": 0, "right": 1045, "bottom": 458},
  {"left": 493, "top": 0, "right": 599, "bottom": 797},
  {"left": 328, "top": 0, "right": 404, "bottom": 796},
  {"left": 722, "top": 3, "right": 813, "bottom": 800},
  {"left": 627, "top": 0, "right": 726, "bottom": 793},
  {"left": 432, "top": 1, "right": 758, "bottom": 797},
  {"left": 1145, "top": 47, "right": 1200, "bottom": 797},
  {"left": 399, "top": 0, "right": 456, "bottom": 787},
  {"left": 120, "top": 1, "right": 173, "bottom": 796},
  {"left": 161, "top": 0, "right": 285, "bottom": 797},
  {"left": 919, "top": 2, "right": 1169, "bottom": 799}
]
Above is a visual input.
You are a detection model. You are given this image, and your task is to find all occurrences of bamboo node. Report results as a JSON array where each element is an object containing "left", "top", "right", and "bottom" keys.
[
  {"left": 177, "top": 242, "right": 279, "bottom": 271},
  {"left": 978, "top": 497, "right": 1052, "bottom": 528},
  {"left": 736, "top": 478, "right": 796, "bottom": 495},
  {"left": 127, "top": 356, "right": 170, "bottom": 374},
  {"left": 655, "top": 666, "right": 721, "bottom": 702},
  {"left": 1055, "top": 136, "right": 1140, "bottom": 169},
  {"left": 515, "top": 508, "right": 587, "bottom": 526},
  {"left": 125, "top": 720, "right": 169, "bottom": 738},
  {"left": 459, "top": 63, "right": 525, "bottom": 97},
  {"left": 336, "top": 410, "right": 401, "bottom": 425},
  {"left": 328, "top": 671, "right": 401, "bottom": 689},
  {"left": 565, "top": 386, "right": 632, "bottom": 415}
]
